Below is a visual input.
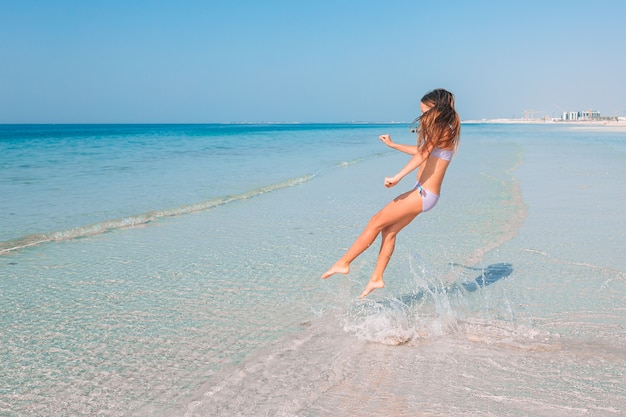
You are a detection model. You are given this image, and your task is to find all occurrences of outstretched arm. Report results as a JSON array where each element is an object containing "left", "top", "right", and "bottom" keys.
[{"left": 379, "top": 134, "right": 418, "bottom": 155}]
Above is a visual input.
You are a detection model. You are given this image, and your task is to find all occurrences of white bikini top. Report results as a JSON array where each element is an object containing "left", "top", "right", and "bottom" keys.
[{"left": 431, "top": 147, "right": 454, "bottom": 161}]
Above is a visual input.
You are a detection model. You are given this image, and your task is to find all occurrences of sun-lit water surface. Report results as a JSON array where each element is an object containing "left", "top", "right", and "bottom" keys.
[{"left": 1, "top": 123, "right": 625, "bottom": 416}]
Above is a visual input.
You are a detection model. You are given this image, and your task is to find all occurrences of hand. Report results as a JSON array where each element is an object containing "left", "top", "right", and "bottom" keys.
[
  {"left": 379, "top": 134, "right": 393, "bottom": 147},
  {"left": 384, "top": 176, "right": 399, "bottom": 188}
]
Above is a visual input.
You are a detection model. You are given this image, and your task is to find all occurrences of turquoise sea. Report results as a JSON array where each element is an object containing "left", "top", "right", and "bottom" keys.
[{"left": 1, "top": 123, "right": 625, "bottom": 416}]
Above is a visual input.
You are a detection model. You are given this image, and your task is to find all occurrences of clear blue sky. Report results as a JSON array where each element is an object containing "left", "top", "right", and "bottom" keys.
[{"left": 1, "top": 0, "right": 625, "bottom": 123}]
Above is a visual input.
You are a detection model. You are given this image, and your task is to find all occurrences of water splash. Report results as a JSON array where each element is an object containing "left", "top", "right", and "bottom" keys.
[{"left": 342, "top": 253, "right": 527, "bottom": 346}]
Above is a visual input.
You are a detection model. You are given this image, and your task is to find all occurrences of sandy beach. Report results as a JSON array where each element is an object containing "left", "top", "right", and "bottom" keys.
[{"left": 464, "top": 117, "right": 626, "bottom": 130}]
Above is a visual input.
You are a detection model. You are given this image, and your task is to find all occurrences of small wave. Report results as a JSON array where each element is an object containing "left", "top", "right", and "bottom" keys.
[
  {"left": 464, "top": 177, "right": 527, "bottom": 266},
  {"left": 343, "top": 306, "right": 560, "bottom": 350},
  {"left": 0, "top": 174, "right": 315, "bottom": 256},
  {"left": 343, "top": 296, "right": 560, "bottom": 350},
  {"left": 335, "top": 151, "right": 390, "bottom": 168},
  {"left": 459, "top": 318, "right": 560, "bottom": 351},
  {"left": 336, "top": 158, "right": 362, "bottom": 167}
]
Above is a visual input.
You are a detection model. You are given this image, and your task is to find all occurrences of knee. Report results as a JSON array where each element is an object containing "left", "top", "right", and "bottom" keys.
[
  {"left": 367, "top": 212, "right": 384, "bottom": 231},
  {"left": 382, "top": 227, "right": 398, "bottom": 241}
]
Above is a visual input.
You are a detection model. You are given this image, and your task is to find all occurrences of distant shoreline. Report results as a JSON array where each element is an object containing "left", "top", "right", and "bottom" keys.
[
  {"left": 462, "top": 118, "right": 626, "bottom": 128},
  {"left": 1, "top": 119, "right": 625, "bottom": 128}
]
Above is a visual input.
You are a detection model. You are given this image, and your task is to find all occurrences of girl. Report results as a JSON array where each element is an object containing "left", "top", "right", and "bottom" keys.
[{"left": 321, "top": 89, "right": 461, "bottom": 298}]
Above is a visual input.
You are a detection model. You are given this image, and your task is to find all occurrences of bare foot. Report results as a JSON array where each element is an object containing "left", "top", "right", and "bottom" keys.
[
  {"left": 321, "top": 263, "right": 350, "bottom": 279},
  {"left": 359, "top": 279, "right": 385, "bottom": 299}
]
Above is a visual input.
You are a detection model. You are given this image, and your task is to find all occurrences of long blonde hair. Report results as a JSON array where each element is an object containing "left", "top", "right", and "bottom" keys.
[{"left": 413, "top": 89, "right": 460, "bottom": 151}]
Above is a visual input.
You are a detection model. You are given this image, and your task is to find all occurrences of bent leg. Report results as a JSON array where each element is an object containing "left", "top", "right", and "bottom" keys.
[
  {"left": 321, "top": 212, "right": 384, "bottom": 279},
  {"left": 323, "top": 188, "right": 423, "bottom": 284},
  {"left": 359, "top": 211, "right": 418, "bottom": 298}
]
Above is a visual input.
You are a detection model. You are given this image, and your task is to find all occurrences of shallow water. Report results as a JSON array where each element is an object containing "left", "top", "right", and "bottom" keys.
[{"left": 1, "top": 123, "right": 625, "bottom": 416}]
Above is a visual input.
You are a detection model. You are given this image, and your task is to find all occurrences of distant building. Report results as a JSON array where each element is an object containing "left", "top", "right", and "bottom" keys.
[{"left": 561, "top": 110, "right": 601, "bottom": 121}]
